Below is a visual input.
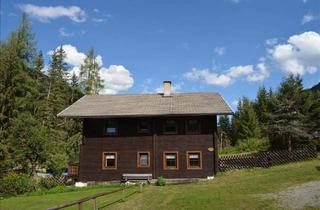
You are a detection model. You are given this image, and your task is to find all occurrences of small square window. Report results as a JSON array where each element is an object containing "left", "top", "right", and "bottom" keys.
[
  {"left": 186, "top": 119, "right": 200, "bottom": 134},
  {"left": 186, "top": 151, "right": 202, "bottom": 169},
  {"left": 105, "top": 120, "right": 117, "bottom": 135},
  {"left": 163, "top": 152, "right": 178, "bottom": 169},
  {"left": 164, "top": 120, "right": 178, "bottom": 134},
  {"left": 137, "top": 152, "right": 150, "bottom": 167},
  {"left": 102, "top": 152, "right": 117, "bottom": 169},
  {"left": 137, "top": 120, "right": 150, "bottom": 133}
]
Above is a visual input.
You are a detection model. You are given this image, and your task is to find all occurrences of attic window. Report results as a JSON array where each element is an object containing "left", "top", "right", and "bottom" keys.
[
  {"left": 105, "top": 120, "right": 118, "bottom": 135},
  {"left": 137, "top": 120, "right": 151, "bottom": 133},
  {"left": 186, "top": 119, "right": 200, "bottom": 134},
  {"left": 163, "top": 120, "right": 178, "bottom": 134}
]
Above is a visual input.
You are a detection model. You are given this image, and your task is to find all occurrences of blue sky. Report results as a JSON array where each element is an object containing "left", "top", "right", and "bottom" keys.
[{"left": 1, "top": 0, "right": 320, "bottom": 110}]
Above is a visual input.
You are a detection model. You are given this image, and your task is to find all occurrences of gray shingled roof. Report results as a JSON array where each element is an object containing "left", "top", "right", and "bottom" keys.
[{"left": 57, "top": 93, "right": 233, "bottom": 118}]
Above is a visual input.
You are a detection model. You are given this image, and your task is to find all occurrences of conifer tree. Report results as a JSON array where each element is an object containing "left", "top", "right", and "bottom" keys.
[
  {"left": 79, "top": 48, "right": 104, "bottom": 94},
  {"left": 268, "top": 75, "right": 312, "bottom": 151}
]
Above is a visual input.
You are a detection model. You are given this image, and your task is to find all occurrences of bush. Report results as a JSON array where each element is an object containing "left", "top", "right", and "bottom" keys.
[
  {"left": 155, "top": 176, "right": 166, "bottom": 186},
  {"left": 220, "top": 138, "right": 270, "bottom": 155},
  {"left": 0, "top": 173, "right": 35, "bottom": 196}
]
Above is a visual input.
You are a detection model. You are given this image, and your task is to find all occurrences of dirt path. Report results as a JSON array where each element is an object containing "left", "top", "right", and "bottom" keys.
[{"left": 266, "top": 181, "right": 320, "bottom": 210}]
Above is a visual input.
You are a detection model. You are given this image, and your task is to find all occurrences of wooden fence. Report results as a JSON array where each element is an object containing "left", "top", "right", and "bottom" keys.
[{"left": 219, "top": 146, "right": 317, "bottom": 172}]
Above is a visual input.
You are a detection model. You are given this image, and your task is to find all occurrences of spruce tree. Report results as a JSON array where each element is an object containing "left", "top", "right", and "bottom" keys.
[
  {"left": 268, "top": 75, "right": 312, "bottom": 151},
  {"left": 79, "top": 48, "right": 104, "bottom": 94},
  {"left": 254, "top": 86, "right": 269, "bottom": 134}
]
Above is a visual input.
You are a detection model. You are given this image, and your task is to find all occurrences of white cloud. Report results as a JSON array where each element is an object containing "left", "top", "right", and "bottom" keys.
[
  {"left": 302, "top": 14, "right": 318, "bottom": 24},
  {"left": 270, "top": 31, "right": 320, "bottom": 75},
  {"left": 19, "top": 4, "right": 86, "bottom": 22},
  {"left": 183, "top": 64, "right": 269, "bottom": 87},
  {"left": 100, "top": 65, "right": 134, "bottom": 94},
  {"left": 265, "top": 38, "right": 278, "bottom": 46},
  {"left": 226, "top": 65, "right": 254, "bottom": 78},
  {"left": 214, "top": 47, "right": 226, "bottom": 55},
  {"left": 232, "top": 100, "right": 239, "bottom": 106},
  {"left": 59, "top": 28, "right": 74, "bottom": 37},
  {"left": 183, "top": 68, "right": 233, "bottom": 87},
  {"left": 48, "top": 45, "right": 134, "bottom": 94},
  {"left": 247, "top": 63, "right": 270, "bottom": 82}
]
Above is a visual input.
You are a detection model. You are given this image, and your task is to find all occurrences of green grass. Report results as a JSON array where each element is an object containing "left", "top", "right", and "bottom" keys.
[{"left": 1, "top": 159, "right": 319, "bottom": 210}]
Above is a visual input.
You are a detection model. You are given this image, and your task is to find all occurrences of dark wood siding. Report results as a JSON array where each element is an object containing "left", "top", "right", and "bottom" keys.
[{"left": 79, "top": 116, "right": 217, "bottom": 181}]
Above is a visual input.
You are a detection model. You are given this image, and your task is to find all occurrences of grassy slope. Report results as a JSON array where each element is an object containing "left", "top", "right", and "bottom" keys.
[
  {"left": 0, "top": 185, "right": 138, "bottom": 210},
  {"left": 1, "top": 159, "right": 319, "bottom": 210},
  {"left": 113, "top": 159, "right": 320, "bottom": 210}
]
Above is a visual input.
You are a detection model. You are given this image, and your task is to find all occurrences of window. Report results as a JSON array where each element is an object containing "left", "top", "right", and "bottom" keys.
[
  {"left": 186, "top": 119, "right": 200, "bottom": 134},
  {"left": 163, "top": 120, "right": 178, "bottom": 134},
  {"left": 163, "top": 151, "right": 178, "bottom": 169},
  {"left": 137, "top": 120, "right": 151, "bottom": 133},
  {"left": 105, "top": 120, "right": 118, "bottom": 135},
  {"left": 102, "top": 152, "right": 117, "bottom": 169},
  {"left": 137, "top": 152, "right": 150, "bottom": 167},
  {"left": 186, "top": 151, "right": 202, "bottom": 169}
]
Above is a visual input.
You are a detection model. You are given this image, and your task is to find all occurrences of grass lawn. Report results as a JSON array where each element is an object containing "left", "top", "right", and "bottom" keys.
[{"left": 1, "top": 158, "right": 319, "bottom": 210}]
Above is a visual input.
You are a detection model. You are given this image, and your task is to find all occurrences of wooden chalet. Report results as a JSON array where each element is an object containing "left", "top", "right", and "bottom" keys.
[{"left": 58, "top": 81, "right": 232, "bottom": 182}]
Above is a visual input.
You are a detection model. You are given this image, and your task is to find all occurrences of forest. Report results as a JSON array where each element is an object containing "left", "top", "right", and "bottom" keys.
[
  {"left": 0, "top": 14, "right": 104, "bottom": 177},
  {"left": 1, "top": 14, "right": 319, "bottom": 177}
]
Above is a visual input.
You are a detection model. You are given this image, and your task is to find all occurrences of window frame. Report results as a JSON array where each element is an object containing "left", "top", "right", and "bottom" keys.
[
  {"left": 104, "top": 120, "right": 118, "bottom": 136},
  {"left": 186, "top": 151, "right": 202, "bottom": 170},
  {"left": 137, "top": 119, "right": 151, "bottom": 134},
  {"left": 185, "top": 118, "right": 201, "bottom": 134},
  {"left": 102, "top": 152, "right": 117, "bottom": 170},
  {"left": 163, "top": 151, "right": 179, "bottom": 170},
  {"left": 163, "top": 119, "right": 178, "bottom": 134},
  {"left": 137, "top": 151, "right": 151, "bottom": 168}
]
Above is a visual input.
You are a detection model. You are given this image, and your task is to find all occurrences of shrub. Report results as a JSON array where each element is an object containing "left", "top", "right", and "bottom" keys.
[
  {"left": 155, "top": 176, "right": 166, "bottom": 186},
  {"left": 219, "top": 138, "right": 270, "bottom": 155},
  {"left": 0, "top": 173, "right": 35, "bottom": 196}
]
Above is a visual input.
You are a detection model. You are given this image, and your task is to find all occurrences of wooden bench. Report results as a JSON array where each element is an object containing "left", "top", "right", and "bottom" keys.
[{"left": 122, "top": 173, "right": 152, "bottom": 183}]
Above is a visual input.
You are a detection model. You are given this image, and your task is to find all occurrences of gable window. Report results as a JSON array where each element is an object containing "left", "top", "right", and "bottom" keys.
[
  {"left": 137, "top": 152, "right": 150, "bottom": 167},
  {"left": 186, "top": 151, "right": 202, "bottom": 169},
  {"left": 137, "top": 120, "right": 151, "bottom": 133},
  {"left": 105, "top": 120, "right": 118, "bottom": 135},
  {"left": 102, "top": 152, "right": 117, "bottom": 169},
  {"left": 163, "top": 151, "right": 178, "bottom": 170},
  {"left": 163, "top": 120, "right": 178, "bottom": 134},
  {"left": 186, "top": 119, "right": 200, "bottom": 134}
]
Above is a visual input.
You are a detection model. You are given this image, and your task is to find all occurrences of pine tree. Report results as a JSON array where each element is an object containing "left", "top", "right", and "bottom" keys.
[
  {"left": 268, "top": 75, "right": 312, "bottom": 151},
  {"left": 254, "top": 86, "right": 269, "bottom": 134},
  {"left": 233, "top": 97, "right": 261, "bottom": 140},
  {"left": 46, "top": 45, "right": 70, "bottom": 125},
  {"left": 79, "top": 48, "right": 104, "bottom": 94}
]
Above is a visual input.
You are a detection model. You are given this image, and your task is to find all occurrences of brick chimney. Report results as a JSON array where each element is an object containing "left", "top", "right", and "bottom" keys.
[{"left": 163, "top": 81, "right": 172, "bottom": 97}]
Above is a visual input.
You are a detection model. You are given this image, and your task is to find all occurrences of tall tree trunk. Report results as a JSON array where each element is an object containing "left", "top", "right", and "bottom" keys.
[
  {"left": 47, "top": 80, "right": 52, "bottom": 100},
  {"left": 31, "top": 160, "right": 37, "bottom": 177},
  {"left": 288, "top": 135, "right": 292, "bottom": 152}
]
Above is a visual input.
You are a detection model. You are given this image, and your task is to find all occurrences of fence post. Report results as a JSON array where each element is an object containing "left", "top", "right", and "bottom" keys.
[
  {"left": 78, "top": 202, "right": 82, "bottom": 210},
  {"left": 139, "top": 183, "right": 143, "bottom": 193},
  {"left": 93, "top": 198, "right": 97, "bottom": 210}
]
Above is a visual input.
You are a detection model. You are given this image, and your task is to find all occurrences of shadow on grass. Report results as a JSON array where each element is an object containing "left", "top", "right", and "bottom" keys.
[
  {"left": 98, "top": 190, "right": 139, "bottom": 210},
  {"left": 316, "top": 166, "right": 320, "bottom": 171}
]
